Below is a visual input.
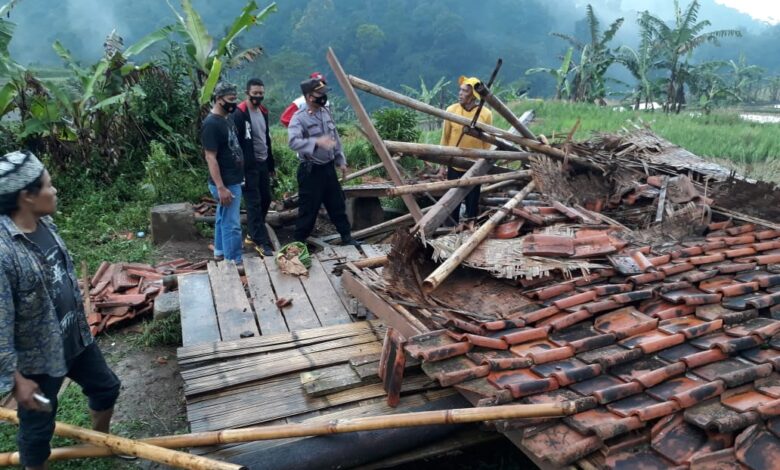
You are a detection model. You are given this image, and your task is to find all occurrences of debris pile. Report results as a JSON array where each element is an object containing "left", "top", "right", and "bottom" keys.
[{"left": 84, "top": 258, "right": 207, "bottom": 335}]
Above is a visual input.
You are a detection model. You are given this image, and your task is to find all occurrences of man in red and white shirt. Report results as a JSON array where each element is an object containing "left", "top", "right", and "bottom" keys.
[{"left": 280, "top": 72, "right": 329, "bottom": 127}]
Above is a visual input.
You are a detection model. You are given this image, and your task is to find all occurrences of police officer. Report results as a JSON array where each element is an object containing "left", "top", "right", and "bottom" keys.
[{"left": 288, "top": 77, "right": 359, "bottom": 246}]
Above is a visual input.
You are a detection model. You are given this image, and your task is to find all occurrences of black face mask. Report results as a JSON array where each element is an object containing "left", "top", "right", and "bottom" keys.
[
  {"left": 249, "top": 96, "right": 264, "bottom": 106},
  {"left": 221, "top": 100, "right": 237, "bottom": 113},
  {"left": 313, "top": 94, "right": 328, "bottom": 106}
]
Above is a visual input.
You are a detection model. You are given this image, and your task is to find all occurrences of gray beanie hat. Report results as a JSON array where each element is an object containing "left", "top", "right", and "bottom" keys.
[
  {"left": 0, "top": 151, "right": 44, "bottom": 195},
  {"left": 213, "top": 82, "right": 237, "bottom": 98}
]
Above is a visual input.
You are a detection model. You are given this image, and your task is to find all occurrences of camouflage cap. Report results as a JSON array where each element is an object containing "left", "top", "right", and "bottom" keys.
[{"left": 213, "top": 82, "right": 238, "bottom": 98}]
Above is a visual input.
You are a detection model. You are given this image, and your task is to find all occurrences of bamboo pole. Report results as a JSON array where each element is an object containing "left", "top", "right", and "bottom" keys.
[
  {"left": 0, "top": 401, "right": 572, "bottom": 464},
  {"left": 473, "top": 82, "right": 537, "bottom": 140},
  {"left": 349, "top": 75, "right": 599, "bottom": 170},
  {"left": 384, "top": 141, "right": 534, "bottom": 162},
  {"left": 328, "top": 49, "right": 423, "bottom": 221},
  {"left": 422, "top": 181, "right": 536, "bottom": 292},
  {"left": 0, "top": 408, "right": 243, "bottom": 470},
  {"left": 387, "top": 170, "right": 530, "bottom": 197}
]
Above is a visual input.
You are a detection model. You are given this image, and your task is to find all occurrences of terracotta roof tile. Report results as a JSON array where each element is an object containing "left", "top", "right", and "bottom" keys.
[
  {"left": 651, "top": 413, "right": 710, "bottom": 465},
  {"left": 721, "top": 386, "right": 774, "bottom": 413},
  {"left": 605, "top": 446, "right": 681, "bottom": 469},
  {"left": 604, "top": 390, "right": 659, "bottom": 417},
  {"left": 647, "top": 376, "right": 707, "bottom": 401},
  {"left": 671, "top": 380, "right": 726, "bottom": 408},
  {"left": 685, "top": 399, "right": 760, "bottom": 433},
  {"left": 735, "top": 424, "right": 780, "bottom": 469}
]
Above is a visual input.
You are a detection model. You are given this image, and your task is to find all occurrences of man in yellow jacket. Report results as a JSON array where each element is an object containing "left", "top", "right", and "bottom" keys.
[{"left": 440, "top": 76, "right": 493, "bottom": 225}]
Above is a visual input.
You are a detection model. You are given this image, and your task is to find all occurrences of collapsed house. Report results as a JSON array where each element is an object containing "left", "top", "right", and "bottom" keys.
[{"left": 318, "top": 49, "right": 780, "bottom": 469}]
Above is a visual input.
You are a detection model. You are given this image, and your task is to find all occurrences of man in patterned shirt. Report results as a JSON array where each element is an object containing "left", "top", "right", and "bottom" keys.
[{"left": 0, "top": 151, "right": 121, "bottom": 469}]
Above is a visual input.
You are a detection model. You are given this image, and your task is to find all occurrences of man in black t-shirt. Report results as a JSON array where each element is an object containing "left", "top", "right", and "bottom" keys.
[
  {"left": 201, "top": 82, "right": 245, "bottom": 264},
  {"left": 0, "top": 151, "right": 121, "bottom": 469}
]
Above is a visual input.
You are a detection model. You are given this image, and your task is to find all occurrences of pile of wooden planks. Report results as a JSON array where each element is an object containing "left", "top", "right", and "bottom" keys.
[{"left": 84, "top": 258, "right": 206, "bottom": 335}]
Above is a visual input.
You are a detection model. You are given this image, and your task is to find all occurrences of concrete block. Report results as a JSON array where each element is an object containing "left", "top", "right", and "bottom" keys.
[
  {"left": 153, "top": 291, "right": 180, "bottom": 321},
  {"left": 150, "top": 203, "right": 198, "bottom": 244}
]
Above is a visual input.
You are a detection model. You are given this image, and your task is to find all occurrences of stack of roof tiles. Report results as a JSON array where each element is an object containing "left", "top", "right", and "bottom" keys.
[
  {"left": 397, "top": 220, "right": 780, "bottom": 469},
  {"left": 84, "top": 259, "right": 206, "bottom": 335}
]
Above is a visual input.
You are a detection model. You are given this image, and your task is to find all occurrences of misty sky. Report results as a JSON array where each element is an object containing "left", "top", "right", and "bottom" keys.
[
  {"left": 4, "top": 0, "right": 772, "bottom": 65},
  {"left": 716, "top": 0, "right": 780, "bottom": 24}
]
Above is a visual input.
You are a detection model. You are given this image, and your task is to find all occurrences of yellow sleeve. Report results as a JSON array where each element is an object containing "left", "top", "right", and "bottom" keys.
[{"left": 440, "top": 112, "right": 452, "bottom": 146}]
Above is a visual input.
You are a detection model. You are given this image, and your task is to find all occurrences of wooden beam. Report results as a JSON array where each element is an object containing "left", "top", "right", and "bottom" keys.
[
  {"left": 387, "top": 170, "right": 530, "bottom": 197},
  {"left": 348, "top": 75, "right": 598, "bottom": 170},
  {"left": 384, "top": 141, "right": 533, "bottom": 161},
  {"left": 474, "top": 82, "right": 536, "bottom": 140},
  {"left": 327, "top": 48, "right": 423, "bottom": 221},
  {"left": 342, "top": 271, "right": 425, "bottom": 339}
]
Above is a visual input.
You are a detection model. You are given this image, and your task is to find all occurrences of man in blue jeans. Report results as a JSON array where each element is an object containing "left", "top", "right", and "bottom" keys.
[
  {"left": 202, "top": 82, "right": 245, "bottom": 264},
  {"left": 0, "top": 150, "right": 121, "bottom": 469}
]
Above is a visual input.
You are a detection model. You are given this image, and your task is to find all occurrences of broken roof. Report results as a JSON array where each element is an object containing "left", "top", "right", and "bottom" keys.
[{"left": 348, "top": 129, "right": 780, "bottom": 469}]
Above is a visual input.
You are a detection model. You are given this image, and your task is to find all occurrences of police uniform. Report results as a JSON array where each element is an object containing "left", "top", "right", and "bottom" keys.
[{"left": 287, "top": 78, "right": 353, "bottom": 243}]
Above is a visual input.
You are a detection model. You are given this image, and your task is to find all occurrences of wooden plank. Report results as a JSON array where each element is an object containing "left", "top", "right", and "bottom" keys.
[
  {"left": 177, "top": 321, "right": 385, "bottom": 365},
  {"left": 262, "top": 257, "right": 321, "bottom": 331},
  {"left": 300, "top": 257, "right": 352, "bottom": 326},
  {"left": 186, "top": 372, "right": 438, "bottom": 432},
  {"left": 182, "top": 336, "right": 383, "bottom": 396},
  {"left": 342, "top": 271, "right": 425, "bottom": 339},
  {"left": 317, "top": 246, "right": 362, "bottom": 315},
  {"left": 327, "top": 48, "right": 423, "bottom": 221},
  {"left": 244, "top": 257, "right": 288, "bottom": 335},
  {"left": 300, "top": 363, "right": 379, "bottom": 397},
  {"left": 360, "top": 244, "right": 390, "bottom": 258},
  {"left": 207, "top": 261, "right": 259, "bottom": 341},
  {"left": 178, "top": 272, "right": 221, "bottom": 346}
]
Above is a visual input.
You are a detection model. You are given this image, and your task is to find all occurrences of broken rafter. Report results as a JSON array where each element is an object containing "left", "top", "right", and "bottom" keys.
[
  {"left": 384, "top": 141, "right": 534, "bottom": 162},
  {"left": 422, "top": 180, "right": 536, "bottom": 292},
  {"left": 348, "top": 75, "right": 599, "bottom": 171},
  {"left": 473, "top": 82, "right": 536, "bottom": 140},
  {"left": 386, "top": 170, "right": 530, "bottom": 197},
  {"left": 327, "top": 48, "right": 423, "bottom": 221}
]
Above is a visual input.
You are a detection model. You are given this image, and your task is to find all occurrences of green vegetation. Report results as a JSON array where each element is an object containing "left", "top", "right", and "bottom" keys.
[{"left": 132, "top": 312, "right": 183, "bottom": 347}]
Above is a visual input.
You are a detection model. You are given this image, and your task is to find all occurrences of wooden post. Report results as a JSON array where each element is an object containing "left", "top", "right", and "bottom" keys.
[
  {"left": 387, "top": 170, "right": 530, "bottom": 196},
  {"left": 348, "top": 75, "right": 599, "bottom": 170},
  {"left": 327, "top": 48, "right": 423, "bottom": 221},
  {"left": 473, "top": 82, "right": 537, "bottom": 140},
  {"left": 384, "top": 141, "right": 534, "bottom": 162},
  {"left": 0, "top": 408, "right": 243, "bottom": 470},
  {"left": 0, "top": 400, "right": 573, "bottom": 463},
  {"left": 422, "top": 181, "right": 536, "bottom": 292}
]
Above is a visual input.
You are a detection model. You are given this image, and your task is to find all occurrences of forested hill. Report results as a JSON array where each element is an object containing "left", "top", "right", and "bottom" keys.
[{"left": 7, "top": 0, "right": 779, "bottom": 98}]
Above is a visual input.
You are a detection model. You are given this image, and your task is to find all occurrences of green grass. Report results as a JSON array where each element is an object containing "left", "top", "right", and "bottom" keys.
[
  {"left": 509, "top": 100, "right": 780, "bottom": 165},
  {"left": 131, "top": 312, "right": 182, "bottom": 348}
]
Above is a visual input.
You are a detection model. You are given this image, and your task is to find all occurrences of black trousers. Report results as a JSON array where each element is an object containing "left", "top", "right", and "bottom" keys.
[
  {"left": 295, "top": 161, "right": 351, "bottom": 242},
  {"left": 244, "top": 160, "right": 272, "bottom": 245},
  {"left": 18, "top": 344, "right": 121, "bottom": 467},
  {"left": 447, "top": 166, "right": 481, "bottom": 223}
]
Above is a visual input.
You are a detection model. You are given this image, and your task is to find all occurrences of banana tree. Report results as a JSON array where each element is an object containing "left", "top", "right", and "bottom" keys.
[
  {"left": 526, "top": 47, "right": 574, "bottom": 100},
  {"left": 638, "top": 0, "right": 741, "bottom": 113},
  {"left": 400, "top": 76, "right": 451, "bottom": 106},
  {"left": 549, "top": 5, "right": 623, "bottom": 103},
  {"left": 165, "top": 0, "right": 277, "bottom": 105}
]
